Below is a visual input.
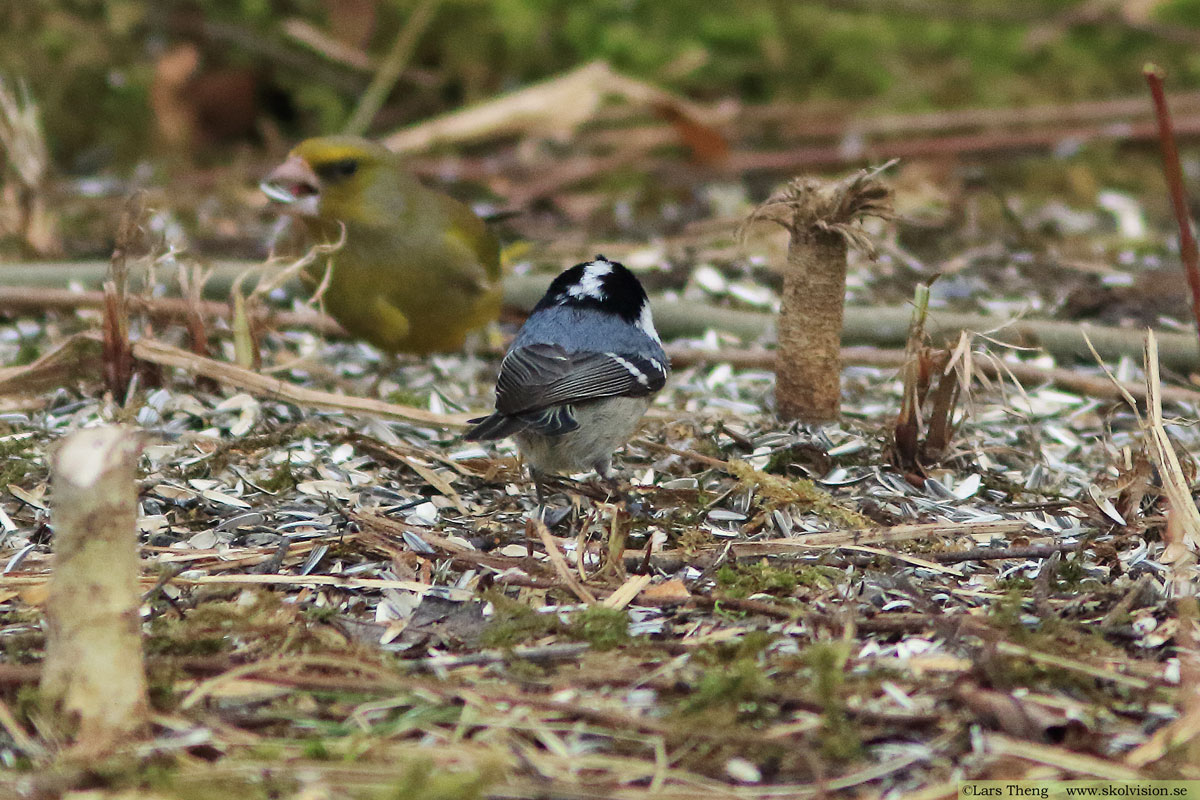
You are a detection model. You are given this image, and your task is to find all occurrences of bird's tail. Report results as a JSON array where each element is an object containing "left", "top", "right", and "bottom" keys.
[
  {"left": 463, "top": 413, "right": 527, "bottom": 441},
  {"left": 463, "top": 406, "right": 580, "bottom": 441}
]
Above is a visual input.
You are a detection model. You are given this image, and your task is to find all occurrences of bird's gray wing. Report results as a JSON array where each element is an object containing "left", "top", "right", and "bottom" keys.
[{"left": 494, "top": 343, "right": 666, "bottom": 415}]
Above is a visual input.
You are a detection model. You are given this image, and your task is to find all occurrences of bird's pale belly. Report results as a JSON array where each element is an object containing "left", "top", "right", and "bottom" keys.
[{"left": 515, "top": 396, "right": 651, "bottom": 476}]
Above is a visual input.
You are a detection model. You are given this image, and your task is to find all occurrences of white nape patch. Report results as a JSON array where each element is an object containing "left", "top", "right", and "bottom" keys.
[
  {"left": 566, "top": 259, "right": 614, "bottom": 301},
  {"left": 607, "top": 353, "right": 649, "bottom": 386},
  {"left": 637, "top": 304, "right": 661, "bottom": 344}
]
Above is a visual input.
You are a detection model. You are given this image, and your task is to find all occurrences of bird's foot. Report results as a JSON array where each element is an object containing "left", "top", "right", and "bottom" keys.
[
  {"left": 528, "top": 503, "right": 573, "bottom": 529},
  {"left": 595, "top": 475, "right": 650, "bottom": 519}
]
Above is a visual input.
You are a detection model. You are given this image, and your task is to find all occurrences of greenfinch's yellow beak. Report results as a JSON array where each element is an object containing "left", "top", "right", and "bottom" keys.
[{"left": 261, "top": 155, "right": 321, "bottom": 216}]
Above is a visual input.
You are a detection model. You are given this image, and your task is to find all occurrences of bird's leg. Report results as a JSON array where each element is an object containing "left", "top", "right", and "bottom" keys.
[
  {"left": 530, "top": 468, "right": 549, "bottom": 517},
  {"left": 594, "top": 459, "right": 647, "bottom": 517},
  {"left": 595, "top": 459, "right": 623, "bottom": 500}
]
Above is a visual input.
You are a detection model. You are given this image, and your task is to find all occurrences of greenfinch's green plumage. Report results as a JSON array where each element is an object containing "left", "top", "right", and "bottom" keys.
[{"left": 263, "top": 135, "right": 502, "bottom": 354}]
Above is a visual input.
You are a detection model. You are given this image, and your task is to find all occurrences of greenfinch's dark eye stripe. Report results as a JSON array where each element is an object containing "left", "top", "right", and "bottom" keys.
[{"left": 315, "top": 158, "right": 358, "bottom": 181}]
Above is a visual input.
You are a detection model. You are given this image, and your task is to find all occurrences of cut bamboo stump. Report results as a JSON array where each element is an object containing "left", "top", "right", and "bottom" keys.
[
  {"left": 42, "top": 426, "right": 148, "bottom": 756},
  {"left": 778, "top": 223, "right": 849, "bottom": 421},
  {"left": 747, "top": 168, "right": 894, "bottom": 421}
]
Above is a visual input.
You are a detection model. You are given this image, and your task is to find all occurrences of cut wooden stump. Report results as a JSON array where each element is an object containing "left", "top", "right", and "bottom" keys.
[
  {"left": 746, "top": 166, "right": 894, "bottom": 421},
  {"left": 42, "top": 426, "right": 148, "bottom": 757}
]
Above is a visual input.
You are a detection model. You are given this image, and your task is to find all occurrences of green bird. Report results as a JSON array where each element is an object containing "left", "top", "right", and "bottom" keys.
[{"left": 262, "top": 135, "right": 503, "bottom": 354}]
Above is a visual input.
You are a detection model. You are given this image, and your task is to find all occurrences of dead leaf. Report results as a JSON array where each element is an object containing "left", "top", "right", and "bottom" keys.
[{"left": 638, "top": 578, "right": 691, "bottom": 605}]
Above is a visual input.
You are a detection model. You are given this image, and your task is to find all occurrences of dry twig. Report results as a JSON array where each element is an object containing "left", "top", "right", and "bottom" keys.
[
  {"left": 0, "top": 76, "right": 57, "bottom": 254},
  {"left": 115, "top": 335, "right": 473, "bottom": 427}
]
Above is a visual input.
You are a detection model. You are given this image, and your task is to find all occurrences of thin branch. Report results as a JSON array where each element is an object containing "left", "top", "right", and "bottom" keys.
[
  {"left": 665, "top": 345, "right": 1200, "bottom": 405},
  {"left": 123, "top": 336, "right": 472, "bottom": 429},
  {"left": 532, "top": 518, "right": 597, "bottom": 605},
  {"left": 0, "top": 285, "right": 344, "bottom": 336},
  {"left": 1145, "top": 64, "right": 1200, "bottom": 353}
]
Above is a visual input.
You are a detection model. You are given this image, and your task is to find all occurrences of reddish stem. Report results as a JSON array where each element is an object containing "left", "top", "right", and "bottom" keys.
[
  {"left": 101, "top": 280, "right": 133, "bottom": 402},
  {"left": 1145, "top": 64, "right": 1200, "bottom": 353}
]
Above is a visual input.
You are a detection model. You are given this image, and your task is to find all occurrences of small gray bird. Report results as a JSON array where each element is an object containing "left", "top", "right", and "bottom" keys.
[{"left": 464, "top": 256, "right": 669, "bottom": 500}]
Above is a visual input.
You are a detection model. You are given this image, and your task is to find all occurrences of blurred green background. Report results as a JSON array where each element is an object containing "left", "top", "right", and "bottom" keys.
[{"left": 6, "top": 0, "right": 1200, "bottom": 170}]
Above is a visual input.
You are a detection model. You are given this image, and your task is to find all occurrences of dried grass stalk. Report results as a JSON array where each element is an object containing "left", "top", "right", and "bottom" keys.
[
  {"left": 102, "top": 196, "right": 143, "bottom": 403},
  {"left": 532, "top": 519, "right": 596, "bottom": 604},
  {"left": 178, "top": 262, "right": 213, "bottom": 360},
  {"left": 42, "top": 426, "right": 148, "bottom": 756},
  {"left": 890, "top": 282, "right": 964, "bottom": 473},
  {"left": 1125, "top": 330, "right": 1200, "bottom": 767},
  {"left": 747, "top": 165, "right": 894, "bottom": 421},
  {"left": 1143, "top": 331, "right": 1200, "bottom": 556},
  {"left": 0, "top": 76, "right": 58, "bottom": 255},
  {"left": 125, "top": 336, "right": 472, "bottom": 428}
]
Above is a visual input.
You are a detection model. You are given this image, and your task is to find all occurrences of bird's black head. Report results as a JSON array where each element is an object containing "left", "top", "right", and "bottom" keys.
[{"left": 533, "top": 255, "right": 649, "bottom": 323}]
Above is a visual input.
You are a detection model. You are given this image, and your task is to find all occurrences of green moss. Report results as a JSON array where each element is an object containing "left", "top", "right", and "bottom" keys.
[
  {"left": 728, "top": 460, "right": 869, "bottom": 528},
  {"left": 13, "top": 684, "right": 47, "bottom": 729},
  {"left": 677, "top": 526, "right": 715, "bottom": 554},
  {"left": 6, "top": 335, "right": 42, "bottom": 368},
  {"left": 145, "top": 614, "right": 232, "bottom": 657},
  {"left": 302, "top": 739, "right": 333, "bottom": 760},
  {"left": 684, "top": 657, "right": 772, "bottom": 714},
  {"left": 480, "top": 593, "right": 561, "bottom": 648},
  {"left": 995, "top": 574, "right": 1033, "bottom": 593},
  {"left": 303, "top": 605, "right": 340, "bottom": 623},
  {"left": 244, "top": 742, "right": 287, "bottom": 761},
  {"left": 0, "top": 434, "right": 42, "bottom": 487},
  {"left": 569, "top": 606, "right": 629, "bottom": 650},
  {"left": 695, "top": 630, "right": 777, "bottom": 666},
  {"left": 716, "top": 561, "right": 839, "bottom": 600},
  {"left": 482, "top": 597, "right": 632, "bottom": 651},
  {"left": 503, "top": 657, "right": 551, "bottom": 681},
  {"left": 146, "top": 672, "right": 180, "bottom": 712},
  {"left": 804, "top": 641, "right": 861, "bottom": 761},
  {"left": 681, "top": 633, "right": 780, "bottom": 716},
  {"left": 256, "top": 457, "right": 298, "bottom": 493},
  {"left": 716, "top": 560, "right": 799, "bottom": 599},
  {"left": 145, "top": 590, "right": 338, "bottom": 659},
  {"left": 378, "top": 757, "right": 501, "bottom": 800},
  {"left": 384, "top": 388, "right": 428, "bottom": 407},
  {"left": 989, "top": 588, "right": 1029, "bottom": 631},
  {"left": 1, "top": 631, "right": 43, "bottom": 664},
  {"left": 1054, "top": 557, "right": 1086, "bottom": 589}
]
